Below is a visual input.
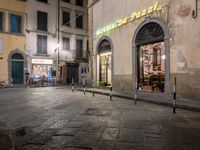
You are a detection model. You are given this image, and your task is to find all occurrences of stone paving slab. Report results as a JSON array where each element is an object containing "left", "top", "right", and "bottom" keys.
[{"left": 0, "top": 87, "right": 200, "bottom": 150}]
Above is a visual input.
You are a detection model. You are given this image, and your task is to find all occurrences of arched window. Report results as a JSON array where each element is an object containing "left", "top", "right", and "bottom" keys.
[
  {"left": 135, "top": 22, "right": 164, "bottom": 46},
  {"left": 12, "top": 53, "right": 24, "bottom": 60},
  {"left": 98, "top": 39, "right": 111, "bottom": 54},
  {"left": 135, "top": 22, "right": 165, "bottom": 92}
]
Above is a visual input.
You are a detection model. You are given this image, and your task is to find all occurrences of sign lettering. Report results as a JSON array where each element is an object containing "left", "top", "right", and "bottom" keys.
[{"left": 96, "top": 2, "right": 162, "bottom": 37}]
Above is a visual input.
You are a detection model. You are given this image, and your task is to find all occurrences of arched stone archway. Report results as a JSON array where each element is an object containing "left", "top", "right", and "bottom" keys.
[
  {"left": 96, "top": 36, "right": 114, "bottom": 86},
  {"left": 132, "top": 18, "right": 170, "bottom": 95}
]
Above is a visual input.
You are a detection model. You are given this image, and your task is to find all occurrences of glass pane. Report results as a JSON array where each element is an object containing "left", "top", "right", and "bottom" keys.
[
  {"left": 42, "top": 36, "right": 47, "bottom": 54},
  {"left": 76, "top": 0, "right": 83, "bottom": 6},
  {"left": 63, "top": 37, "right": 70, "bottom": 50},
  {"left": 17, "top": 16, "right": 21, "bottom": 33},
  {"left": 11, "top": 15, "right": 17, "bottom": 32},
  {"left": 138, "top": 42, "right": 165, "bottom": 92},
  {"left": 76, "top": 15, "right": 83, "bottom": 29},
  {"left": 0, "top": 39, "right": 3, "bottom": 54},
  {"left": 76, "top": 39, "right": 83, "bottom": 57},
  {"left": 0, "top": 12, "right": 3, "bottom": 32},
  {"left": 63, "top": 11, "right": 70, "bottom": 26},
  {"left": 37, "top": 11, "right": 47, "bottom": 31},
  {"left": 12, "top": 53, "right": 23, "bottom": 59}
]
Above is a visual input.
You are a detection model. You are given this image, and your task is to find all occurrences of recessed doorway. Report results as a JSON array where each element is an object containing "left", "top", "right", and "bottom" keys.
[
  {"left": 137, "top": 42, "right": 165, "bottom": 92},
  {"left": 97, "top": 38, "right": 112, "bottom": 86}
]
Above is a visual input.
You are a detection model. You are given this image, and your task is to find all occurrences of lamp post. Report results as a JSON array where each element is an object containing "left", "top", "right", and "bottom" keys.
[
  {"left": 56, "top": 43, "right": 60, "bottom": 80},
  {"left": 57, "top": 0, "right": 60, "bottom": 82}
]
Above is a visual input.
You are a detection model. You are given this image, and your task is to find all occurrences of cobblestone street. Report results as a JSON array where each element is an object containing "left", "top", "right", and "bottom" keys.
[{"left": 0, "top": 87, "right": 200, "bottom": 150}]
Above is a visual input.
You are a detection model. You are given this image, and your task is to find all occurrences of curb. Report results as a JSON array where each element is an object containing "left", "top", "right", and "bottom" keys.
[{"left": 76, "top": 88, "right": 200, "bottom": 112}]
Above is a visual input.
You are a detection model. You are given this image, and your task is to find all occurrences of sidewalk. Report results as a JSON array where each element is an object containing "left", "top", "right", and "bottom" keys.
[{"left": 76, "top": 86, "right": 200, "bottom": 112}]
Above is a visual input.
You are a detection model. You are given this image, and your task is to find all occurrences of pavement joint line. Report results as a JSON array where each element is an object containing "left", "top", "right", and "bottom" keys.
[{"left": 75, "top": 88, "right": 200, "bottom": 112}]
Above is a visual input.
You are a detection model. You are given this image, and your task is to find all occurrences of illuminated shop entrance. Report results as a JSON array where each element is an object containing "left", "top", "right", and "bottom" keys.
[
  {"left": 135, "top": 22, "right": 165, "bottom": 92},
  {"left": 98, "top": 39, "right": 112, "bottom": 86}
]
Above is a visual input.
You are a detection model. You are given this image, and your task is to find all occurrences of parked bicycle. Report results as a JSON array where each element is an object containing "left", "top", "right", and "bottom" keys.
[{"left": 0, "top": 79, "right": 7, "bottom": 88}]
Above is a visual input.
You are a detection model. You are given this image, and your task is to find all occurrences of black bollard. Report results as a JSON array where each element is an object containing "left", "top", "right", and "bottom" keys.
[
  {"left": 135, "top": 77, "right": 138, "bottom": 105},
  {"left": 72, "top": 78, "right": 74, "bottom": 92},
  {"left": 83, "top": 77, "right": 86, "bottom": 95},
  {"left": 173, "top": 77, "right": 176, "bottom": 113},
  {"left": 92, "top": 87, "right": 95, "bottom": 96},
  {"left": 110, "top": 87, "right": 112, "bottom": 101},
  {"left": 92, "top": 80, "right": 95, "bottom": 97}
]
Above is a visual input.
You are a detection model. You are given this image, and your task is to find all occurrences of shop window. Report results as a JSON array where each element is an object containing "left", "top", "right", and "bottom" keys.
[
  {"left": 37, "top": 11, "right": 48, "bottom": 31},
  {"left": 63, "top": 37, "right": 70, "bottom": 50},
  {"left": 37, "top": 35, "right": 47, "bottom": 54},
  {"left": 98, "top": 39, "right": 112, "bottom": 86},
  {"left": 62, "top": 0, "right": 70, "bottom": 3},
  {"left": 0, "top": 38, "right": 3, "bottom": 54},
  {"left": 62, "top": 11, "right": 70, "bottom": 26},
  {"left": 76, "top": 39, "right": 83, "bottom": 57},
  {"left": 10, "top": 14, "right": 22, "bottom": 33},
  {"left": 76, "top": 13, "right": 83, "bottom": 29},
  {"left": 37, "top": 0, "right": 48, "bottom": 3},
  {"left": 76, "top": 0, "right": 83, "bottom": 7},
  {"left": 137, "top": 42, "right": 165, "bottom": 92}
]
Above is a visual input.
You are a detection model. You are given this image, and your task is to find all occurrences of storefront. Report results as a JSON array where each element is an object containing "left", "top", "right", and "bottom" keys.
[
  {"left": 133, "top": 21, "right": 168, "bottom": 93},
  {"left": 92, "top": 0, "right": 200, "bottom": 100},
  {"left": 31, "top": 59, "right": 53, "bottom": 83},
  {"left": 92, "top": 1, "right": 171, "bottom": 96}
]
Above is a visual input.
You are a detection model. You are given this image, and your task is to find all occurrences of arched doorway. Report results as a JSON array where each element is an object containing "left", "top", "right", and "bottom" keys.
[
  {"left": 11, "top": 53, "right": 24, "bottom": 84},
  {"left": 97, "top": 37, "right": 113, "bottom": 86},
  {"left": 133, "top": 19, "right": 170, "bottom": 93}
]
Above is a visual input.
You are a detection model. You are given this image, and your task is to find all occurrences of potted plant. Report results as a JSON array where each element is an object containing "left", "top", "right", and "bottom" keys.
[{"left": 98, "top": 81, "right": 106, "bottom": 86}]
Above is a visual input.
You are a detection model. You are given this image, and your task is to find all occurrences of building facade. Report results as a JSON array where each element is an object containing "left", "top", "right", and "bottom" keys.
[
  {"left": 90, "top": 0, "right": 200, "bottom": 101},
  {"left": 26, "top": 0, "right": 88, "bottom": 84},
  {"left": 0, "top": 0, "right": 27, "bottom": 85}
]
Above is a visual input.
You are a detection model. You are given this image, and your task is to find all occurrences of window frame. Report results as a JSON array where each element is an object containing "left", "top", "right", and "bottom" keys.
[
  {"left": 9, "top": 13, "right": 23, "bottom": 34},
  {"left": 62, "top": 37, "right": 70, "bottom": 51},
  {"left": 37, "top": 35, "right": 48, "bottom": 55},
  {"left": 0, "top": 11, "right": 5, "bottom": 32},
  {"left": 76, "top": 39, "right": 83, "bottom": 58},
  {"left": 62, "top": 0, "right": 70, "bottom": 3},
  {"left": 76, "top": 0, "right": 84, "bottom": 7},
  {"left": 37, "top": 0, "right": 48, "bottom": 4},
  {"left": 37, "top": 11, "right": 48, "bottom": 31},
  {"left": 62, "top": 10, "right": 71, "bottom": 27},
  {"left": 75, "top": 13, "right": 83, "bottom": 29},
  {"left": 0, "top": 38, "right": 3, "bottom": 54}
]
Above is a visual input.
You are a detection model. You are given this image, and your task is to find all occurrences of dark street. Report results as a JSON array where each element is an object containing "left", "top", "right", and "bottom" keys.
[{"left": 0, "top": 87, "right": 200, "bottom": 150}]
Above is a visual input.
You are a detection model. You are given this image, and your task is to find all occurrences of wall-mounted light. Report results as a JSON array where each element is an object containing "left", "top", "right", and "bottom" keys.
[
  {"left": 192, "top": 0, "right": 198, "bottom": 19},
  {"left": 161, "top": 54, "right": 166, "bottom": 60},
  {"left": 56, "top": 43, "right": 61, "bottom": 49}
]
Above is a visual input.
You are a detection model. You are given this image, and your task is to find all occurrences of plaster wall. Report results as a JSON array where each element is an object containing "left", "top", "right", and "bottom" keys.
[{"left": 0, "top": 0, "right": 26, "bottom": 83}]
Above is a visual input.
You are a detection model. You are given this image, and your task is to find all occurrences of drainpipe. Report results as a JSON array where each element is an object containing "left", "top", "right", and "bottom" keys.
[
  {"left": 57, "top": 0, "right": 60, "bottom": 78},
  {"left": 192, "top": 0, "right": 198, "bottom": 19}
]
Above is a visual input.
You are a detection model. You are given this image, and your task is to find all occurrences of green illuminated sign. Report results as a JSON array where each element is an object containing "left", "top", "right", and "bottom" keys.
[{"left": 96, "top": 2, "right": 162, "bottom": 37}]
